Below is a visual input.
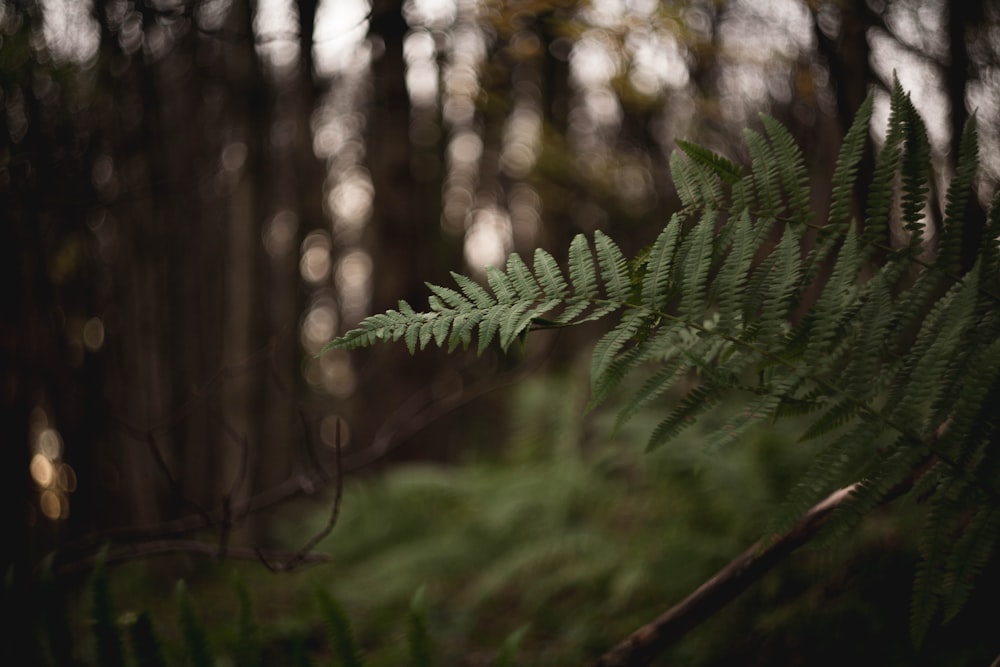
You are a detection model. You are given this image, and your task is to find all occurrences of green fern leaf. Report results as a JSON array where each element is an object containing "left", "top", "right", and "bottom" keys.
[
  {"left": 446, "top": 312, "right": 478, "bottom": 352},
  {"left": 451, "top": 271, "right": 496, "bottom": 309},
  {"left": 317, "top": 588, "right": 365, "bottom": 667},
  {"left": 828, "top": 437, "right": 929, "bottom": 545},
  {"left": 499, "top": 301, "right": 534, "bottom": 350},
  {"left": 176, "top": 581, "right": 213, "bottom": 667},
  {"left": 670, "top": 150, "right": 704, "bottom": 209},
  {"left": 898, "top": 91, "right": 932, "bottom": 241},
  {"left": 861, "top": 78, "right": 908, "bottom": 252},
  {"left": 641, "top": 215, "right": 681, "bottom": 310},
  {"left": 911, "top": 487, "right": 961, "bottom": 647},
  {"left": 408, "top": 586, "right": 435, "bottom": 667},
  {"left": 769, "top": 418, "right": 886, "bottom": 538},
  {"left": 675, "top": 139, "right": 744, "bottom": 184},
  {"left": 941, "top": 503, "right": 1000, "bottom": 621},
  {"left": 426, "top": 283, "right": 471, "bottom": 311},
  {"left": 827, "top": 91, "right": 874, "bottom": 229},
  {"left": 744, "top": 128, "right": 782, "bottom": 217},
  {"left": 506, "top": 252, "right": 542, "bottom": 301},
  {"left": 613, "top": 337, "right": 688, "bottom": 430},
  {"left": 590, "top": 309, "right": 650, "bottom": 402},
  {"left": 568, "top": 233, "right": 598, "bottom": 300},
  {"left": 487, "top": 265, "right": 518, "bottom": 304},
  {"left": 714, "top": 210, "right": 754, "bottom": 325},
  {"left": 233, "top": 572, "right": 262, "bottom": 667},
  {"left": 938, "top": 114, "right": 980, "bottom": 271},
  {"left": 478, "top": 304, "right": 509, "bottom": 354},
  {"left": 594, "top": 230, "right": 631, "bottom": 302},
  {"left": 494, "top": 625, "right": 529, "bottom": 667},
  {"left": 678, "top": 211, "right": 717, "bottom": 320},
  {"left": 762, "top": 114, "right": 811, "bottom": 227},
  {"left": 755, "top": 225, "right": 802, "bottom": 340},
  {"left": 533, "top": 248, "right": 569, "bottom": 299},
  {"left": 646, "top": 381, "right": 721, "bottom": 452}
]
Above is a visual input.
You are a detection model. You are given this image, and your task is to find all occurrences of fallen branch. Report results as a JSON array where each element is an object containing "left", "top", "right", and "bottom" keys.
[{"left": 591, "top": 452, "right": 938, "bottom": 667}]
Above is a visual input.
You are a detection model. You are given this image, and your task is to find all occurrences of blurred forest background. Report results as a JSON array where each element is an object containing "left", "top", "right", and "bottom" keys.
[{"left": 3, "top": 0, "right": 1000, "bottom": 663}]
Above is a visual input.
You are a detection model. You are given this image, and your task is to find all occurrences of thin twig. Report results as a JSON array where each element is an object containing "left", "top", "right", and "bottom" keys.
[
  {"left": 52, "top": 540, "right": 331, "bottom": 578},
  {"left": 260, "top": 419, "right": 345, "bottom": 572}
]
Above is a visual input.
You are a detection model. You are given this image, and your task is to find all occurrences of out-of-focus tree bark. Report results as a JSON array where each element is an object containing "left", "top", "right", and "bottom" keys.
[{"left": 368, "top": 0, "right": 442, "bottom": 310}]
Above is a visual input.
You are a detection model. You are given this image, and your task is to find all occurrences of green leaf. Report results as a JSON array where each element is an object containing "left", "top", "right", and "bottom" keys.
[
  {"left": 641, "top": 215, "right": 681, "bottom": 310},
  {"left": 568, "top": 234, "right": 598, "bottom": 299},
  {"left": 594, "top": 230, "right": 631, "bottom": 303}
]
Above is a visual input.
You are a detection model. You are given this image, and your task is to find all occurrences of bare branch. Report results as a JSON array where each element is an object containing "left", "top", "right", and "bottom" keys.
[
  {"left": 52, "top": 540, "right": 331, "bottom": 578},
  {"left": 260, "top": 419, "right": 345, "bottom": 572},
  {"left": 591, "top": 457, "right": 935, "bottom": 667}
]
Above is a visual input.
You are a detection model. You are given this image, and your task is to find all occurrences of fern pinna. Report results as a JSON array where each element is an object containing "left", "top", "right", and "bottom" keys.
[{"left": 326, "top": 80, "right": 1000, "bottom": 644}]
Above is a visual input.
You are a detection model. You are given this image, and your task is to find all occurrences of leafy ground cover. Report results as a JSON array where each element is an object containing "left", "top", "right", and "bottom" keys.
[{"left": 51, "top": 374, "right": 998, "bottom": 665}]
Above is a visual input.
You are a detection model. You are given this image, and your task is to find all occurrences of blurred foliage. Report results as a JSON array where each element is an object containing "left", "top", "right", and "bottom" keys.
[{"left": 12, "top": 373, "right": 995, "bottom": 665}]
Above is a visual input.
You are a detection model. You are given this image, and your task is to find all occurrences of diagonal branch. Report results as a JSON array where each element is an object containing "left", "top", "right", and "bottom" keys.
[{"left": 591, "top": 457, "right": 934, "bottom": 667}]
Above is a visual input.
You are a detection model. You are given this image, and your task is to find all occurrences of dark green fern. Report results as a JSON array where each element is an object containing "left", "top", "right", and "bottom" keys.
[
  {"left": 325, "top": 79, "right": 1000, "bottom": 646},
  {"left": 316, "top": 588, "right": 365, "bottom": 667},
  {"left": 176, "top": 580, "right": 213, "bottom": 667}
]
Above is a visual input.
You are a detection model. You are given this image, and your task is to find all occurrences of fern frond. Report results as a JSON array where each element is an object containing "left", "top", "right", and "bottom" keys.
[
  {"left": 886, "top": 269, "right": 980, "bottom": 435},
  {"left": 898, "top": 91, "right": 932, "bottom": 242},
  {"left": 505, "top": 253, "right": 542, "bottom": 301},
  {"left": 317, "top": 588, "right": 365, "bottom": 667},
  {"left": 675, "top": 139, "right": 744, "bottom": 184},
  {"left": 612, "top": 339, "right": 689, "bottom": 431},
  {"left": 941, "top": 502, "right": 1000, "bottom": 621},
  {"left": 714, "top": 210, "right": 754, "bottom": 325},
  {"left": 839, "top": 274, "right": 894, "bottom": 397},
  {"left": 451, "top": 271, "right": 496, "bottom": 309},
  {"left": 762, "top": 114, "right": 811, "bottom": 228},
  {"left": 176, "top": 581, "right": 213, "bottom": 667},
  {"left": 233, "top": 572, "right": 262, "bottom": 667},
  {"left": 487, "top": 265, "right": 518, "bottom": 304},
  {"left": 938, "top": 113, "right": 980, "bottom": 272},
  {"left": 861, "top": 78, "right": 907, "bottom": 252},
  {"left": 979, "top": 191, "right": 1000, "bottom": 277},
  {"left": 494, "top": 625, "right": 529, "bottom": 667},
  {"left": 827, "top": 437, "right": 929, "bottom": 545},
  {"left": 931, "top": 335, "right": 1000, "bottom": 468},
  {"left": 589, "top": 309, "right": 651, "bottom": 404},
  {"left": 827, "top": 91, "right": 874, "bottom": 230},
  {"left": 767, "top": 418, "right": 887, "bottom": 538},
  {"left": 910, "top": 485, "right": 962, "bottom": 646},
  {"left": 678, "top": 211, "right": 717, "bottom": 320},
  {"left": 568, "top": 233, "right": 598, "bottom": 300},
  {"left": 640, "top": 216, "right": 681, "bottom": 310},
  {"left": 802, "top": 92, "right": 873, "bottom": 282},
  {"left": 708, "top": 374, "right": 802, "bottom": 452},
  {"left": 670, "top": 150, "right": 724, "bottom": 210},
  {"left": 594, "top": 230, "right": 631, "bottom": 302},
  {"left": 744, "top": 128, "right": 783, "bottom": 217},
  {"left": 646, "top": 381, "right": 721, "bottom": 452},
  {"left": 755, "top": 225, "right": 802, "bottom": 341},
  {"left": 533, "top": 248, "right": 569, "bottom": 299},
  {"left": 408, "top": 586, "right": 435, "bottom": 667},
  {"left": 322, "top": 84, "right": 1000, "bottom": 642},
  {"left": 427, "top": 283, "right": 472, "bottom": 311},
  {"left": 802, "top": 223, "right": 862, "bottom": 355}
]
